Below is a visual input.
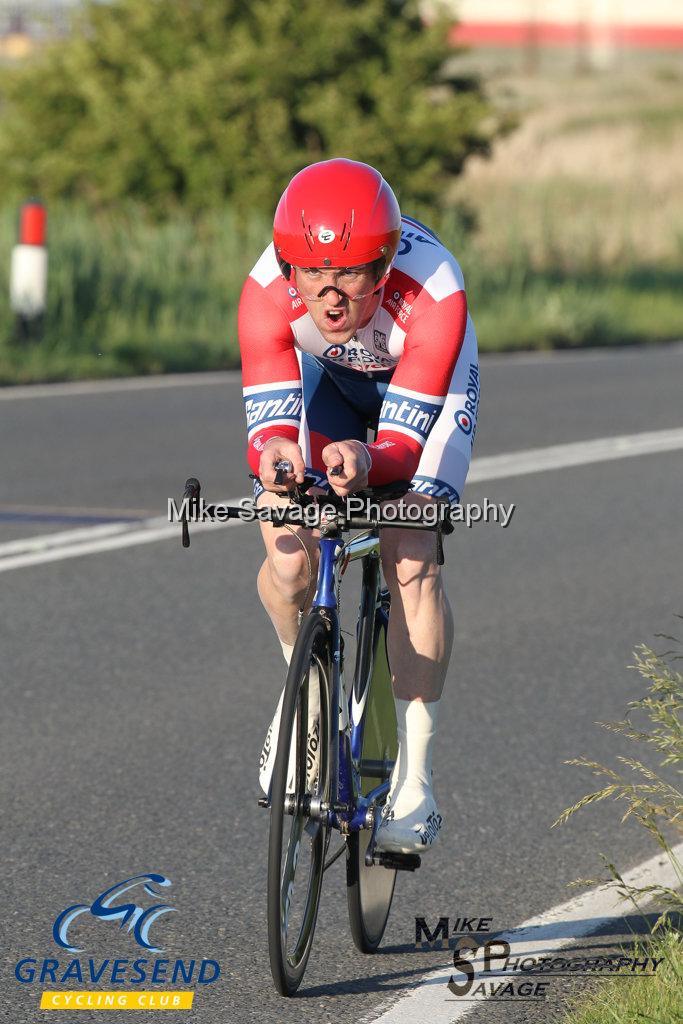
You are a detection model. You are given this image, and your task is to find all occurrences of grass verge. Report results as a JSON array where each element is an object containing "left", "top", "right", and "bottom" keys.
[
  {"left": 554, "top": 628, "right": 683, "bottom": 1022},
  {"left": 563, "top": 927, "right": 683, "bottom": 1023},
  {"left": 0, "top": 196, "right": 680, "bottom": 384}
]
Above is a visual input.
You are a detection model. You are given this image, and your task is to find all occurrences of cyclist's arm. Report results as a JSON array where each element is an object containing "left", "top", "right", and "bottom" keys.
[
  {"left": 365, "top": 289, "right": 468, "bottom": 485},
  {"left": 238, "top": 276, "right": 301, "bottom": 476}
]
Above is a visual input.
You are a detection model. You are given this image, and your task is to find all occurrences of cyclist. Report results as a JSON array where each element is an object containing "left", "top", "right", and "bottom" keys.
[{"left": 238, "top": 158, "right": 479, "bottom": 854}]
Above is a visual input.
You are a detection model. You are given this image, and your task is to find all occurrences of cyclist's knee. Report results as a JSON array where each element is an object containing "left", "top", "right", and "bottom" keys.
[
  {"left": 381, "top": 529, "right": 440, "bottom": 594},
  {"left": 261, "top": 548, "right": 313, "bottom": 604}
]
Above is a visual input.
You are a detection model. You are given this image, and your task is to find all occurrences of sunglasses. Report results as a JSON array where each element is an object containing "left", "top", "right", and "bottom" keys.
[{"left": 292, "top": 265, "right": 380, "bottom": 302}]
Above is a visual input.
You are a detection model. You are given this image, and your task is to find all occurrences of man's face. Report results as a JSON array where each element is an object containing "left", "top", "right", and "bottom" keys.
[{"left": 293, "top": 265, "right": 382, "bottom": 344}]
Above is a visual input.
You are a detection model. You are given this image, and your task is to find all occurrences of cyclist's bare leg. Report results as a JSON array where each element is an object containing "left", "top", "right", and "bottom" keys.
[
  {"left": 379, "top": 493, "right": 453, "bottom": 703},
  {"left": 255, "top": 489, "right": 321, "bottom": 646},
  {"left": 377, "top": 492, "right": 452, "bottom": 852},
  {"left": 255, "top": 489, "right": 323, "bottom": 794}
]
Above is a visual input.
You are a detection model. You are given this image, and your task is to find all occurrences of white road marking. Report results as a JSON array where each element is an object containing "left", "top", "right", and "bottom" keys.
[
  {"left": 1, "top": 426, "right": 682, "bottom": 574},
  {"left": 0, "top": 518, "right": 239, "bottom": 572},
  {"left": 0, "top": 505, "right": 244, "bottom": 572},
  {"left": 0, "top": 502, "right": 156, "bottom": 517},
  {"left": 0, "top": 370, "right": 240, "bottom": 400},
  {"left": 467, "top": 427, "right": 683, "bottom": 484},
  {"left": 0, "top": 521, "right": 135, "bottom": 557},
  {"left": 367, "top": 842, "right": 683, "bottom": 1023}
]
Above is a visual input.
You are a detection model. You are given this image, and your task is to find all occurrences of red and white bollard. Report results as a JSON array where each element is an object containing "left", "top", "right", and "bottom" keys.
[{"left": 10, "top": 199, "right": 48, "bottom": 341}]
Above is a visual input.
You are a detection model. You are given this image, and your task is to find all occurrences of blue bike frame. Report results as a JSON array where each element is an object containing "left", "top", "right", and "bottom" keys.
[{"left": 311, "top": 534, "right": 392, "bottom": 836}]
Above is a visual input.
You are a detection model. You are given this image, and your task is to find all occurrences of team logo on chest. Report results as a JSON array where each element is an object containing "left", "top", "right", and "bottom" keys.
[
  {"left": 323, "top": 344, "right": 345, "bottom": 359},
  {"left": 373, "top": 329, "right": 388, "bottom": 354}
]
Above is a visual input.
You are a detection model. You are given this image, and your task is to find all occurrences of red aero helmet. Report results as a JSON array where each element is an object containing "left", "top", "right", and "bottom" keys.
[{"left": 273, "top": 158, "right": 402, "bottom": 289}]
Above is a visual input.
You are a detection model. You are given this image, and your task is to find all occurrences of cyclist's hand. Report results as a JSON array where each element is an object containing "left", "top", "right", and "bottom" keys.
[
  {"left": 259, "top": 437, "right": 306, "bottom": 490},
  {"left": 322, "top": 440, "right": 371, "bottom": 497}
]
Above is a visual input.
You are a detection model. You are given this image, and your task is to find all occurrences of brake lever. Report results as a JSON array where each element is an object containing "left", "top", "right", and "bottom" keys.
[
  {"left": 436, "top": 524, "right": 444, "bottom": 566},
  {"left": 274, "top": 459, "right": 291, "bottom": 488},
  {"left": 181, "top": 477, "right": 201, "bottom": 548},
  {"left": 273, "top": 459, "right": 323, "bottom": 500},
  {"left": 435, "top": 500, "right": 456, "bottom": 564}
]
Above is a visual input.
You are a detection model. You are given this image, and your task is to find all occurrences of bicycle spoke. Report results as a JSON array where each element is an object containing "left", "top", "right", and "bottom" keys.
[{"left": 280, "top": 817, "right": 305, "bottom": 943}]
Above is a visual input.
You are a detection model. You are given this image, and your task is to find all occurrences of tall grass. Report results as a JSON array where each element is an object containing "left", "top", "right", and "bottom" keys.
[
  {"left": 0, "top": 187, "right": 680, "bottom": 383},
  {"left": 1, "top": 68, "right": 681, "bottom": 382},
  {"left": 553, "top": 634, "right": 683, "bottom": 920},
  {"left": 564, "top": 927, "right": 683, "bottom": 1024},
  {"left": 553, "top": 630, "right": 683, "bottom": 1021},
  {"left": 0, "top": 203, "right": 271, "bottom": 382}
]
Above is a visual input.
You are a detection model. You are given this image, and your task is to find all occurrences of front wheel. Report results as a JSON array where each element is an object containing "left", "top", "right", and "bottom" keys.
[{"left": 267, "top": 610, "right": 332, "bottom": 996}]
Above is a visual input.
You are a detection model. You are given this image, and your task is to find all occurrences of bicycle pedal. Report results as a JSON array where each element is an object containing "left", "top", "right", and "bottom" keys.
[
  {"left": 257, "top": 797, "right": 270, "bottom": 809},
  {"left": 373, "top": 851, "right": 421, "bottom": 871}
]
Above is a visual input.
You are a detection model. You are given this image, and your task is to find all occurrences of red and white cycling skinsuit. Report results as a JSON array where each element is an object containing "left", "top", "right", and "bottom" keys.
[{"left": 238, "top": 217, "right": 480, "bottom": 505}]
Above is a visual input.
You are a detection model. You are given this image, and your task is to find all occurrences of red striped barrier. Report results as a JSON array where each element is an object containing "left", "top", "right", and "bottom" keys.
[
  {"left": 10, "top": 199, "right": 48, "bottom": 337},
  {"left": 450, "top": 21, "right": 683, "bottom": 49}
]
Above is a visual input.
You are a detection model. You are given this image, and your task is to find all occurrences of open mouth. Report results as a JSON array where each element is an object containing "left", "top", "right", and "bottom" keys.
[{"left": 324, "top": 308, "right": 348, "bottom": 330}]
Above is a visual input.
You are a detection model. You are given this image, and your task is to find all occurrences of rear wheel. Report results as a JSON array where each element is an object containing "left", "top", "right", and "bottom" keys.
[
  {"left": 346, "top": 612, "right": 398, "bottom": 952},
  {"left": 346, "top": 828, "right": 397, "bottom": 951},
  {"left": 267, "top": 611, "right": 332, "bottom": 996}
]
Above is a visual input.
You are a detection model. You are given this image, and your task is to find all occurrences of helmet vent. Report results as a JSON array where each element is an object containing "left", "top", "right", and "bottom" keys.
[
  {"left": 301, "top": 211, "right": 315, "bottom": 252},
  {"left": 341, "top": 209, "right": 354, "bottom": 252}
]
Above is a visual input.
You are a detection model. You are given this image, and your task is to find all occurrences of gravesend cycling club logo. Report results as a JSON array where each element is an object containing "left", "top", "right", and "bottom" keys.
[
  {"left": 14, "top": 872, "right": 221, "bottom": 1012},
  {"left": 53, "top": 873, "right": 175, "bottom": 954}
]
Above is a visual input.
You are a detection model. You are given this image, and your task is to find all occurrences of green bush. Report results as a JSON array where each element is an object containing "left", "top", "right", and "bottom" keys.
[{"left": 0, "top": 0, "right": 503, "bottom": 217}]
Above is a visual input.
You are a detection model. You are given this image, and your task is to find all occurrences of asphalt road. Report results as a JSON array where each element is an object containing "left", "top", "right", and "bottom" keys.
[{"left": 1, "top": 344, "right": 682, "bottom": 1024}]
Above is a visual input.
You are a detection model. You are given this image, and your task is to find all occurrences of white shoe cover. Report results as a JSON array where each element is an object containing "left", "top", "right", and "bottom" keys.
[
  {"left": 377, "top": 781, "right": 443, "bottom": 853},
  {"left": 376, "top": 697, "right": 443, "bottom": 854}
]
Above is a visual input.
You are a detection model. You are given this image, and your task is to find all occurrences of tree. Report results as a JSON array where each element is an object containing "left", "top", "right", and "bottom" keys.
[{"left": 0, "top": 0, "right": 503, "bottom": 217}]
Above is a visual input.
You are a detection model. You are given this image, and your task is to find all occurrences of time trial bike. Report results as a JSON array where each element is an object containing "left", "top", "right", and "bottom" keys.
[{"left": 180, "top": 468, "right": 452, "bottom": 995}]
